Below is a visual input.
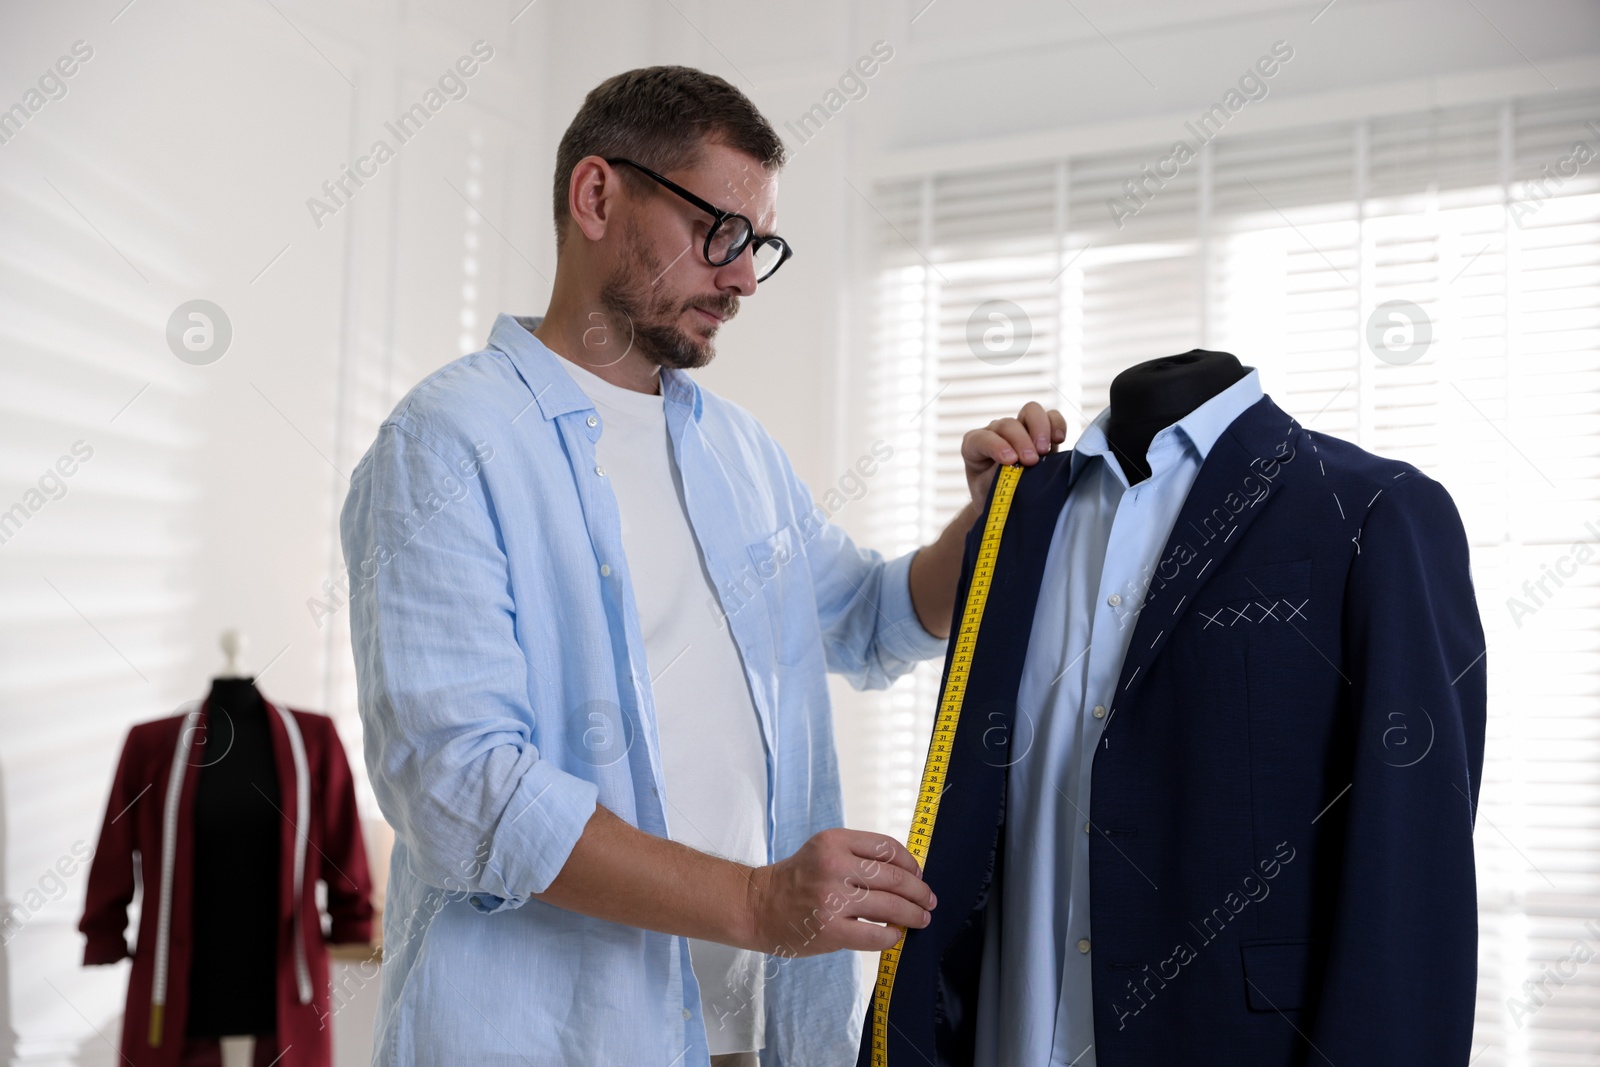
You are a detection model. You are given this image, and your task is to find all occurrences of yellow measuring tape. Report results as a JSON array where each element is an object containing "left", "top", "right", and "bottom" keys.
[{"left": 867, "top": 463, "right": 1023, "bottom": 1067}]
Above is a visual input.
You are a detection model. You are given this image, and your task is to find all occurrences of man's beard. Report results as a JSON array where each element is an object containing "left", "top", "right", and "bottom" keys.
[{"left": 597, "top": 224, "right": 739, "bottom": 371}]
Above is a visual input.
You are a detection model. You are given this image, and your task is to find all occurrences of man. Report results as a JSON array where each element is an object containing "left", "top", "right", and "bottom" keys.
[{"left": 340, "top": 66, "right": 1064, "bottom": 1066}]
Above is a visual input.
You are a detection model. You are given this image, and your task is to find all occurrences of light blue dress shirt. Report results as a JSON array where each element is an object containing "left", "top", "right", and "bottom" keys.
[
  {"left": 972, "top": 370, "right": 1263, "bottom": 1067},
  {"left": 340, "top": 313, "right": 946, "bottom": 1066}
]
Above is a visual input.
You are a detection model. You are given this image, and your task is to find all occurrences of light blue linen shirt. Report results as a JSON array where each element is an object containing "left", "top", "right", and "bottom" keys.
[
  {"left": 973, "top": 370, "right": 1263, "bottom": 1067},
  {"left": 340, "top": 313, "right": 946, "bottom": 1066}
]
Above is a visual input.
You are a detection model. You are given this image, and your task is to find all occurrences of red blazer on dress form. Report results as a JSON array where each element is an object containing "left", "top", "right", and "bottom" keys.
[{"left": 80, "top": 696, "right": 374, "bottom": 1067}]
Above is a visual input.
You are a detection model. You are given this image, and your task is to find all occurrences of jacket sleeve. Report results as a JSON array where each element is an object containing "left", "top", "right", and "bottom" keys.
[
  {"left": 317, "top": 719, "right": 374, "bottom": 944},
  {"left": 1309, "top": 474, "right": 1487, "bottom": 1062},
  {"left": 79, "top": 728, "right": 144, "bottom": 965}
]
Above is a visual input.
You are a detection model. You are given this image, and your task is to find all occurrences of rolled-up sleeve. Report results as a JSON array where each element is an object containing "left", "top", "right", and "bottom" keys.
[
  {"left": 871, "top": 547, "right": 951, "bottom": 665},
  {"left": 340, "top": 421, "right": 598, "bottom": 911},
  {"left": 788, "top": 473, "right": 948, "bottom": 689}
]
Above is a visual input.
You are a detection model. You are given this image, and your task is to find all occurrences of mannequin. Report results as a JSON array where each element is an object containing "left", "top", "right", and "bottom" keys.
[
  {"left": 1104, "top": 350, "right": 1249, "bottom": 483},
  {"left": 861, "top": 349, "right": 1485, "bottom": 1066},
  {"left": 81, "top": 629, "right": 374, "bottom": 1067},
  {"left": 188, "top": 630, "right": 280, "bottom": 1066}
]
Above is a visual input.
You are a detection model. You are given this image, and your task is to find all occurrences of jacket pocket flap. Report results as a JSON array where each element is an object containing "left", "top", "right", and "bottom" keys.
[{"left": 1240, "top": 938, "right": 1310, "bottom": 1012}]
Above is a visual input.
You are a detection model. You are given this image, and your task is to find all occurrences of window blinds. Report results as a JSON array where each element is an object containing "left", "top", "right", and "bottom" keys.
[{"left": 863, "top": 89, "right": 1600, "bottom": 1063}]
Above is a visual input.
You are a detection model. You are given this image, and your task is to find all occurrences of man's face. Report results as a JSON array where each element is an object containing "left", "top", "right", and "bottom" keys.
[{"left": 598, "top": 142, "right": 779, "bottom": 370}]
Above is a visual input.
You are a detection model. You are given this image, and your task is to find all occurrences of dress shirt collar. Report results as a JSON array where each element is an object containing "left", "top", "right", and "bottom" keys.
[
  {"left": 1070, "top": 367, "right": 1263, "bottom": 487},
  {"left": 489, "top": 312, "right": 703, "bottom": 423}
]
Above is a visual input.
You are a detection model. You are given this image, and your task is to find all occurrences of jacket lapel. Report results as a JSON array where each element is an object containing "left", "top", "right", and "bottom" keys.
[
  {"left": 921, "top": 450, "right": 1077, "bottom": 882},
  {"left": 960, "top": 450, "right": 1081, "bottom": 776},
  {"left": 173, "top": 702, "right": 205, "bottom": 907},
  {"left": 262, "top": 695, "right": 299, "bottom": 922},
  {"left": 939, "top": 453, "right": 1079, "bottom": 903},
  {"left": 156, "top": 702, "right": 204, "bottom": 1049},
  {"left": 887, "top": 450, "right": 1079, "bottom": 1066},
  {"left": 1109, "top": 397, "right": 1303, "bottom": 718}
]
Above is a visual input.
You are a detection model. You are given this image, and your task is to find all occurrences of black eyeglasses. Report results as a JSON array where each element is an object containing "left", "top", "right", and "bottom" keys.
[{"left": 607, "top": 158, "right": 793, "bottom": 283}]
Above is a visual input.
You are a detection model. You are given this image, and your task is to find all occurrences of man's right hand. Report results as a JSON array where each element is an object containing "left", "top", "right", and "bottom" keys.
[
  {"left": 741, "top": 828, "right": 937, "bottom": 957},
  {"left": 532, "top": 806, "right": 934, "bottom": 959}
]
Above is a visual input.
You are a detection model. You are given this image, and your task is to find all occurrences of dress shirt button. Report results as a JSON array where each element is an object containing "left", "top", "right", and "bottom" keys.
[
  {"left": 469, "top": 896, "right": 481, "bottom": 908},
  {"left": 595, "top": 464, "right": 606, "bottom": 477},
  {"left": 1107, "top": 593, "right": 1122, "bottom": 607},
  {"left": 1092, "top": 705, "right": 1106, "bottom": 719},
  {"left": 1084, "top": 821, "right": 1092, "bottom": 834},
  {"left": 586, "top": 415, "right": 598, "bottom": 428},
  {"left": 600, "top": 564, "right": 611, "bottom": 577},
  {"left": 682, "top": 1008, "right": 692, "bottom": 1021},
  {"left": 1077, "top": 939, "right": 1091, "bottom": 954}
]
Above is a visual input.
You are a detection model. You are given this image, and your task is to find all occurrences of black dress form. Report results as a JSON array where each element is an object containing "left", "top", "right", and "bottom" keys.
[
  {"left": 186, "top": 677, "right": 280, "bottom": 1038},
  {"left": 1103, "top": 349, "right": 1249, "bottom": 484}
]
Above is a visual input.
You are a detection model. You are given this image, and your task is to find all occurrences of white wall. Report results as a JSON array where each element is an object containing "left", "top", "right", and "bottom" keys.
[
  {"left": 0, "top": 1, "right": 547, "bottom": 1061},
  {"left": 1, "top": 1, "right": 1596, "bottom": 1064}
]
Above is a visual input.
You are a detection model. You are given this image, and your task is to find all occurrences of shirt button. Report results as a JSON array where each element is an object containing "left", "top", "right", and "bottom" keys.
[
  {"left": 587, "top": 415, "right": 598, "bottom": 428},
  {"left": 600, "top": 564, "right": 611, "bottom": 577},
  {"left": 1092, "top": 705, "right": 1106, "bottom": 719},
  {"left": 682, "top": 1008, "right": 691, "bottom": 1020},
  {"left": 1084, "top": 821, "right": 1092, "bottom": 834},
  {"left": 595, "top": 464, "right": 606, "bottom": 476},
  {"left": 469, "top": 896, "right": 481, "bottom": 908},
  {"left": 1077, "top": 939, "right": 1091, "bottom": 954},
  {"left": 1107, "top": 593, "right": 1122, "bottom": 607}
]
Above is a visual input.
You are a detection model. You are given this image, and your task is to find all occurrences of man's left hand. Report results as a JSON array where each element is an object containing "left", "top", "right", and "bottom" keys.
[{"left": 961, "top": 402, "right": 1067, "bottom": 509}]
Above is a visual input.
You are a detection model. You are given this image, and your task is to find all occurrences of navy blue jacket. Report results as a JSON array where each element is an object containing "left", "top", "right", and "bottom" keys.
[{"left": 860, "top": 395, "right": 1487, "bottom": 1066}]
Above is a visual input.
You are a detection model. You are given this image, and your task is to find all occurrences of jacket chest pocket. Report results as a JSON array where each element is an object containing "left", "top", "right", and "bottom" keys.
[
  {"left": 1201, "top": 558, "right": 1342, "bottom": 861},
  {"left": 1192, "top": 559, "right": 1312, "bottom": 634}
]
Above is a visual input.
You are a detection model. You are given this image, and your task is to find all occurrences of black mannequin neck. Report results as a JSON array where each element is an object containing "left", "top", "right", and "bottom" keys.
[
  {"left": 1104, "top": 350, "right": 1248, "bottom": 484},
  {"left": 208, "top": 677, "right": 264, "bottom": 718}
]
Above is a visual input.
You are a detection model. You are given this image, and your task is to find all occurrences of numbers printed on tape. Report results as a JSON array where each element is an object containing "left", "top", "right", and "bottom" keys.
[{"left": 868, "top": 463, "right": 1021, "bottom": 1067}]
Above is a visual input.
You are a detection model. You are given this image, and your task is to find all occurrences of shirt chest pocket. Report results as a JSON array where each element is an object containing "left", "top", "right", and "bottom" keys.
[
  {"left": 1192, "top": 558, "right": 1312, "bottom": 633},
  {"left": 744, "top": 525, "right": 816, "bottom": 667}
]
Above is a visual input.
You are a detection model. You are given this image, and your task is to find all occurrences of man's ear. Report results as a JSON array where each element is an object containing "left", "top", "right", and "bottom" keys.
[{"left": 567, "top": 155, "right": 618, "bottom": 243}]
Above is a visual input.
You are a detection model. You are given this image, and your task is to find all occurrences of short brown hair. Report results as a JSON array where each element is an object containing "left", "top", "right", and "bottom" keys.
[{"left": 552, "top": 66, "right": 785, "bottom": 248}]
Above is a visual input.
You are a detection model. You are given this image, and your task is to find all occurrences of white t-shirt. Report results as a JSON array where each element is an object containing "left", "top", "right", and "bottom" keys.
[{"left": 559, "top": 356, "right": 770, "bottom": 1055}]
